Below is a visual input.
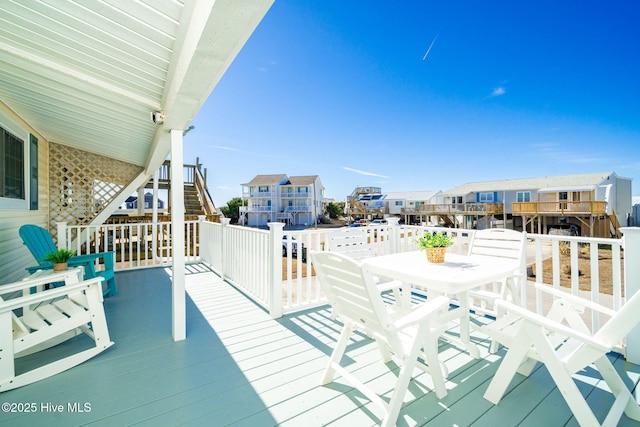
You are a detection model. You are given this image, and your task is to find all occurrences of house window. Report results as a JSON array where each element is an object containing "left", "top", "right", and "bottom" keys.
[
  {"left": 479, "top": 192, "right": 494, "bottom": 202},
  {"left": 0, "top": 119, "right": 36, "bottom": 210},
  {"left": 297, "top": 187, "right": 308, "bottom": 193},
  {"left": 559, "top": 191, "right": 568, "bottom": 210},
  {"left": 395, "top": 201, "right": 403, "bottom": 206},
  {"left": 258, "top": 186, "right": 269, "bottom": 193},
  {"left": 29, "top": 135, "right": 38, "bottom": 210},
  {"left": 517, "top": 191, "right": 531, "bottom": 202},
  {"left": 1, "top": 126, "right": 24, "bottom": 200}
]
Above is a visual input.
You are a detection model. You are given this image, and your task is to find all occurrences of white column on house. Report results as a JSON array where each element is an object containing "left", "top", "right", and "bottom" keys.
[
  {"left": 152, "top": 170, "right": 159, "bottom": 260},
  {"left": 622, "top": 227, "right": 640, "bottom": 363},
  {"left": 137, "top": 187, "right": 145, "bottom": 216},
  {"left": 170, "top": 129, "right": 186, "bottom": 341}
]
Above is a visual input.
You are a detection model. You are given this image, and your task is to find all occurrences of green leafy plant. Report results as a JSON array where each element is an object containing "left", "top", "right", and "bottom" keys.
[
  {"left": 416, "top": 231, "right": 454, "bottom": 249},
  {"left": 42, "top": 248, "right": 76, "bottom": 264}
]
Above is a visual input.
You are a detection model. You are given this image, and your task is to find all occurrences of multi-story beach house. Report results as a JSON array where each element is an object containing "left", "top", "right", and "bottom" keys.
[
  {"left": 240, "top": 174, "right": 324, "bottom": 227},
  {"left": 346, "top": 187, "right": 442, "bottom": 224},
  {"left": 422, "top": 172, "right": 631, "bottom": 237},
  {"left": 386, "top": 190, "right": 441, "bottom": 224}
]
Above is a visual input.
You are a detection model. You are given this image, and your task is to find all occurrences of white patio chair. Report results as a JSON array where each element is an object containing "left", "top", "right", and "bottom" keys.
[
  {"left": 327, "top": 227, "right": 374, "bottom": 260},
  {"left": 483, "top": 283, "right": 640, "bottom": 427},
  {"left": 327, "top": 227, "right": 407, "bottom": 306},
  {"left": 309, "top": 250, "right": 451, "bottom": 427},
  {"left": 466, "top": 229, "right": 526, "bottom": 351},
  {"left": 0, "top": 269, "right": 114, "bottom": 392}
]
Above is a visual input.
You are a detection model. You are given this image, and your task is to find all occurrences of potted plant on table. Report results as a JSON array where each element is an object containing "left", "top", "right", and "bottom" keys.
[
  {"left": 416, "top": 231, "right": 454, "bottom": 263},
  {"left": 42, "top": 248, "right": 76, "bottom": 271}
]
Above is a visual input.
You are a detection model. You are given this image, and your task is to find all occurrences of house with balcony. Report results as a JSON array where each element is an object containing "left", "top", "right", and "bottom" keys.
[
  {"left": 345, "top": 186, "right": 385, "bottom": 220},
  {"left": 346, "top": 187, "right": 442, "bottom": 224},
  {"left": 239, "top": 174, "right": 324, "bottom": 227},
  {"left": 425, "top": 172, "right": 631, "bottom": 237},
  {"left": 386, "top": 190, "right": 441, "bottom": 224}
]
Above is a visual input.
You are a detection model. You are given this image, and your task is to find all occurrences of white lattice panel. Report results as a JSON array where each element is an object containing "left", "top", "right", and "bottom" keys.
[{"left": 49, "top": 143, "right": 143, "bottom": 240}]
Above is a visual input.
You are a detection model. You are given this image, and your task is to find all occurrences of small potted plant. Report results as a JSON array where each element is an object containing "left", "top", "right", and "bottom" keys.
[
  {"left": 416, "top": 231, "right": 454, "bottom": 263},
  {"left": 42, "top": 248, "right": 76, "bottom": 271}
]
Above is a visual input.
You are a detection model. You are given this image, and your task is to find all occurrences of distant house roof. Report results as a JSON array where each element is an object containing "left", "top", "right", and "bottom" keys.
[
  {"left": 287, "top": 175, "right": 319, "bottom": 185},
  {"left": 441, "top": 172, "right": 619, "bottom": 195},
  {"left": 384, "top": 190, "right": 441, "bottom": 201},
  {"left": 243, "top": 174, "right": 325, "bottom": 189},
  {"left": 243, "top": 174, "right": 288, "bottom": 186}
]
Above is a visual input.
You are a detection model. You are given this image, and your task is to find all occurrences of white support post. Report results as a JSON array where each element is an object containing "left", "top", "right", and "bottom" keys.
[
  {"left": 268, "top": 222, "right": 284, "bottom": 319},
  {"left": 137, "top": 186, "right": 145, "bottom": 216},
  {"left": 622, "top": 227, "right": 640, "bottom": 363},
  {"left": 170, "top": 129, "right": 186, "bottom": 341},
  {"left": 152, "top": 170, "right": 159, "bottom": 260},
  {"left": 56, "top": 222, "right": 68, "bottom": 249}
]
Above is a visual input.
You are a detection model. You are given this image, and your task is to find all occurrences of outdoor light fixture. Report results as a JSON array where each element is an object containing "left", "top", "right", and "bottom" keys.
[{"left": 151, "top": 111, "right": 165, "bottom": 124}]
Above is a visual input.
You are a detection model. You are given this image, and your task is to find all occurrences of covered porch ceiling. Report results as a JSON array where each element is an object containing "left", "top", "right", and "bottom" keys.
[{"left": 0, "top": 0, "right": 273, "bottom": 173}]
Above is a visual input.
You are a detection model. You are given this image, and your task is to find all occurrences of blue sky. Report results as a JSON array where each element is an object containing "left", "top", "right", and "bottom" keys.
[{"left": 183, "top": 1, "right": 640, "bottom": 207}]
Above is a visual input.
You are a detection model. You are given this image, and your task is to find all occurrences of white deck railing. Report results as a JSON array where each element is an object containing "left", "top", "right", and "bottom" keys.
[
  {"left": 57, "top": 220, "right": 201, "bottom": 270},
  {"left": 59, "top": 219, "right": 640, "bottom": 360}
]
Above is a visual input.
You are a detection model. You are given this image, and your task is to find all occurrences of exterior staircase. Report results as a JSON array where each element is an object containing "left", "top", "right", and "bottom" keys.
[{"left": 184, "top": 184, "right": 205, "bottom": 215}]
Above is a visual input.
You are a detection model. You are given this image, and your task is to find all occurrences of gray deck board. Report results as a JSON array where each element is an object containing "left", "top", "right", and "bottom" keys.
[{"left": 2, "top": 266, "right": 639, "bottom": 426}]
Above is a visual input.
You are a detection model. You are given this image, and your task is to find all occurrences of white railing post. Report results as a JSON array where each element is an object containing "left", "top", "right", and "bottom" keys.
[
  {"left": 268, "top": 222, "right": 284, "bottom": 319},
  {"left": 622, "top": 227, "right": 640, "bottom": 363},
  {"left": 197, "top": 215, "right": 205, "bottom": 262},
  {"left": 56, "top": 222, "right": 68, "bottom": 249},
  {"left": 386, "top": 217, "right": 401, "bottom": 254},
  {"left": 220, "top": 218, "right": 231, "bottom": 281}
]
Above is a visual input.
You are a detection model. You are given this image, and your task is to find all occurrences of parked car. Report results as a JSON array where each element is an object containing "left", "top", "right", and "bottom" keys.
[
  {"left": 282, "top": 235, "right": 303, "bottom": 257},
  {"left": 348, "top": 223, "right": 367, "bottom": 228},
  {"left": 369, "top": 219, "right": 387, "bottom": 226}
]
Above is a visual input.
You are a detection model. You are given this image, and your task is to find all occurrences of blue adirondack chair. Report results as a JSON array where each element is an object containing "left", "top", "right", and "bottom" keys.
[{"left": 19, "top": 224, "right": 118, "bottom": 297}]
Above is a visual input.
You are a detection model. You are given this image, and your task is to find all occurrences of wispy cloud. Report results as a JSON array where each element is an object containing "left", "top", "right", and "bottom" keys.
[
  {"left": 342, "top": 166, "right": 391, "bottom": 179},
  {"left": 206, "top": 144, "right": 276, "bottom": 158},
  {"left": 531, "top": 143, "right": 606, "bottom": 164},
  {"left": 491, "top": 87, "right": 506, "bottom": 97},
  {"left": 258, "top": 60, "right": 278, "bottom": 72},
  {"left": 216, "top": 185, "right": 232, "bottom": 190},
  {"left": 209, "top": 145, "right": 241, "bottom": 152}
]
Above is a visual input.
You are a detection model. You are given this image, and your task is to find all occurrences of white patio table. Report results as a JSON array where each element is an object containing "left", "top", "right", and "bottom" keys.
[{"left": 361, "top": 251, "right": 520, "bottom": 358}]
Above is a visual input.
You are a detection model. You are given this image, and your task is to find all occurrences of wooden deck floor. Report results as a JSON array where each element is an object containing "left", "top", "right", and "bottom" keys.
[{"left": 2, "top": 266, "right": 639, "bottom": 426}]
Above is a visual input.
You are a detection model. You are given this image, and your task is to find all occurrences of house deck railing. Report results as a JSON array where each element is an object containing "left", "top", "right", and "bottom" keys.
[
  {"left": 59, "top": 219, "right": 640, "bottom": 360},
  {"left": 408, "top": 203, "right": 505, "bottom": 215},
  {"left": 513, "top": 200, "right": 607, "bottom": 215}
]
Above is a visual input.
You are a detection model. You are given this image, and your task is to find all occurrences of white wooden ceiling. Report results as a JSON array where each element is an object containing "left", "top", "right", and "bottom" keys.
[{"left": 0, "top": 0, "right": 273, "bottom": 170}]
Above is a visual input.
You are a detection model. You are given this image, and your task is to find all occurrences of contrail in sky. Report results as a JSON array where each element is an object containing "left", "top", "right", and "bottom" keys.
[
  {"left": 422, "top": 33, "right": 439, "bottom": 61},
  {"left": 342, "top": 166, "right": 391, "bottom": 179}
]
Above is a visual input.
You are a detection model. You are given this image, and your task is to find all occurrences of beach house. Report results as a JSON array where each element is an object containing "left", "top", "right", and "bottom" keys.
[
  {"left": 424, "top": 172, "right": 631, "bottom": 237},
  {"left": 240, "top": 174, "right": 324, "bottom": 227}
]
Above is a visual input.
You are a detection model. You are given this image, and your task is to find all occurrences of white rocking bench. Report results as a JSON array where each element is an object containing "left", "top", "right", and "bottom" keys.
[
  {"left": 483, "top": 283, "right": 640, "bottom": 426},
  {"left": 310, "top": 250, "right": 451, "bottom": 427},
  {"left": 0, "top": 268, "right": 114, "bottom": 392}
]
